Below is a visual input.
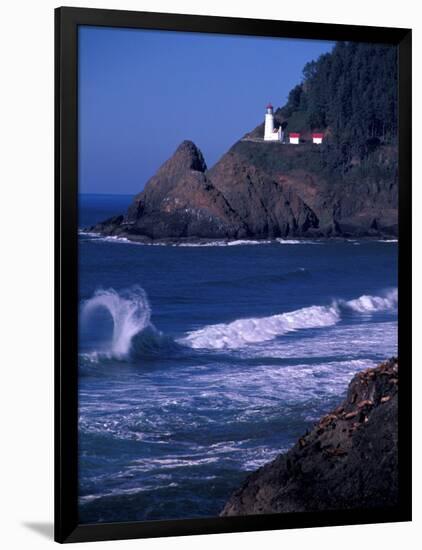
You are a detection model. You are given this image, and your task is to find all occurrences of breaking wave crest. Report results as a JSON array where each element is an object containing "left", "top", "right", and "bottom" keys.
[
  {"left": 80, "top": 286, "right": 167, "bottom": 360},
  {"left": 341, "top": 288, "right": 397, "bottom": 313},
  {"left": 180, "top": 289, "right": 397, "bottom": 350},
  {"left": 180, "top": 305, "right": 340, "bottom": 350}
]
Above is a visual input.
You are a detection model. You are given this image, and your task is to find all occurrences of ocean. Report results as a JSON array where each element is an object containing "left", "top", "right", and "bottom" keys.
[{"left": 78, "top": 193, "right": 398, "bottom": 524}]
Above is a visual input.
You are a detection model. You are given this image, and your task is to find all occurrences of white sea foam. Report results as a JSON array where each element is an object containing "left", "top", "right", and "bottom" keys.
[
  {"left": 227, "top": 239, "right": 272, "bottom": 246},
  {"left": 175, "top": 240, "right": 272, "bottom": 247},
  {"left": 99, "top": 235, "right": 151, "bottom": 246},
  {"left": 342, "top": 288, "right": 397, "bottom": 313},
  {"left": 241, "top": 447, "right": 288, "bottom": 471},
  {"left": 79, "top": 482, "right": 180, "bottom": 505},
  {"left": 80, "top": 232, "right": 272, "bottom": 247},
  {"left": 80, "top": 231, "right": 398, "bottom": 247},
  {"left": 180, "top": 289, "right": 397, "bottom": 350},
  {"left": 78, "top": 230, "right": 101, "bottom": 238},
  {"left": 79, "top": 231, "right": 145, "bottom": 246},
  {"left": 250, "top": 322, "right": 397, "bottom": 362},
  {"left": 276, "top": 238, "right": 321, "bottom": 245},
  {"left": 131, "top": 456, "right": 219, "bottom": 472},
  {"left": 181, "top": 305, "right": 340, "bottom": 350},
  {"left": 101, "top": 235, "right": 132, "bottom": 243},
  {"left": 174, "top": 241, "right": 226, "bottom": 248}
]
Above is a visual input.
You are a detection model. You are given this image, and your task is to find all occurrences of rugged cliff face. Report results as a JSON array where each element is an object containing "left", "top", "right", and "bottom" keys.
[
  {"left": 220, "top": 358, "right": 398, "bottom": 516},
  {"left": 89, "top": 139, "right": 397, "bottom": 241}
]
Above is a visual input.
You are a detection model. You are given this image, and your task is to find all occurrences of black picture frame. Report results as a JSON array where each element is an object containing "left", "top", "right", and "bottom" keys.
[{"left": 55, "top": 6, "right": 412, "bottom": 543}]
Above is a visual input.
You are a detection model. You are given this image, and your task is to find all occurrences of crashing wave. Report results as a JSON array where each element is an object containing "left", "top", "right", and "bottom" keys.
[
  {"left": 180, "top": 305, "right": 340, "bottom": 350},
  {"left": 341, "top": 288, "right": 397, "bottom": 314},
  {"left": 180, "top": 289, "right": 397, "bottom": 350},
  {"left": 80, "top": 286, "right": 158, "bottom": 360}
]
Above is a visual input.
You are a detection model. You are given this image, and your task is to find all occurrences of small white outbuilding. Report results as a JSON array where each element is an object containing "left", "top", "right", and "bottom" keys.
[{"left": 312, "top": 133, "right": 324, "bottom": 144}]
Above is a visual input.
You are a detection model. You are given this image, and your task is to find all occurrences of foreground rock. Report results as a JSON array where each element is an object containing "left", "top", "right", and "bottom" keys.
[{"left": 221, "top": 358, "right": 398, "bottom": 516}]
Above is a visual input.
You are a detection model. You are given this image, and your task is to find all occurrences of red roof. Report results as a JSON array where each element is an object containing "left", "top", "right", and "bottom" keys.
[
  {"left": 312, "top": 133, "right": 324, "bottom": 138},
  {"left": 289, "top": 133, "right": 300, "bottom": 138},
  {"left": 266, "top": 103, "right": 273, "bottom": 109}
]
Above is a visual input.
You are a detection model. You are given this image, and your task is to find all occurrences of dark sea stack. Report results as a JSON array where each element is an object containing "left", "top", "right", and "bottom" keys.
[
  {"left": 221, "top": 358, "right": 398, "bottom": 516},
  {"left": 89, "top": 140, "right": 246, "bottom": 240}
]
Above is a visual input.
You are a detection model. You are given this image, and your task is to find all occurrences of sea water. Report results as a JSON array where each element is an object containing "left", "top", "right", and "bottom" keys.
[{"left": 78, "top": 193, "right": 398, "bottom": 523}]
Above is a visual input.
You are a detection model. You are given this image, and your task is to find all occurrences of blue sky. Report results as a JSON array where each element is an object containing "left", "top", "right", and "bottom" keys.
[{"left": 79, "top": 26, "right": 333, "bottom": 195}]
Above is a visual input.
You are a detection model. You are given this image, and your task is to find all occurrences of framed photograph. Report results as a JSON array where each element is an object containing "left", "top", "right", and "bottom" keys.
[{"left": 55, "top": 6, "right": 412, "bottom": 543}]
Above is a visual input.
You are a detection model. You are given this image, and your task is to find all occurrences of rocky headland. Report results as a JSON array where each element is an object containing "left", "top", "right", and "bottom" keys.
[
  {"left": 87, "top": 42, "right": 398, "bottom": 242},
  {"left": 88, "top": 138, "right": 397, "bottom": 242},
  {"left": 221, "top": 358, "right": 398, "bottom": 516}
]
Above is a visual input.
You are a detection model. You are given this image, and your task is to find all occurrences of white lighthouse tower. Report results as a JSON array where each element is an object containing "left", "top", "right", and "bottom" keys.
[{"left": 264, "top": 103, "right": 282, "bottom": 141}]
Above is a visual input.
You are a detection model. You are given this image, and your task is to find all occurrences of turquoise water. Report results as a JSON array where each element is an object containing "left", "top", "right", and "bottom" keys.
[{"left": 78, "top": 194, "right": 398, "bottom": 523}]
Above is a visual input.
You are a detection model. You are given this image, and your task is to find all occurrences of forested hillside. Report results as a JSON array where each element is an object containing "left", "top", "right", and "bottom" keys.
[
  {"left": 250, "top": 42, "right": 398, "bottom": 178},
  {"left": 285, "top": 42, "right": 396, "bottom": 166},
  {"left": 284, "top": 43, "right": 397, "bottom": 140}
]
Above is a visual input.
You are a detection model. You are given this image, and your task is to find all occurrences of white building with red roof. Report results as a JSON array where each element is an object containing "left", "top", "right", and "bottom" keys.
[
  {"left": 312, "top": 132, "right": 324, "bottom": 144},
  {"left": 289, "top": 132, "right": 300, "bottom": 144}
]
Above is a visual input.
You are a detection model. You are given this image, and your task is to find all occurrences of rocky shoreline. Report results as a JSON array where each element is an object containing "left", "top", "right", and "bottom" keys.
[
  {"left": 82, "top": 230, "right": 397, "bottom": 247},
  {"left": 221, "top": 358, "right": 398, "bottom": 516}
]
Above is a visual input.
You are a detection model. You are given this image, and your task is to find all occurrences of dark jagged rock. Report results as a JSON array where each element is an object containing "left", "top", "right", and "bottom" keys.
[
  {"left": 90, "top": 140, "right": 246, "bottom": 240},
  {"left": 220, "top": 358, "right": 398, "bottom": 516}
]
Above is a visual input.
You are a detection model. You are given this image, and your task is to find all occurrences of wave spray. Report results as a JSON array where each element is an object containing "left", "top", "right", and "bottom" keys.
[{"left": 81, "top": 286, "right": 152, "bottom": 359}]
